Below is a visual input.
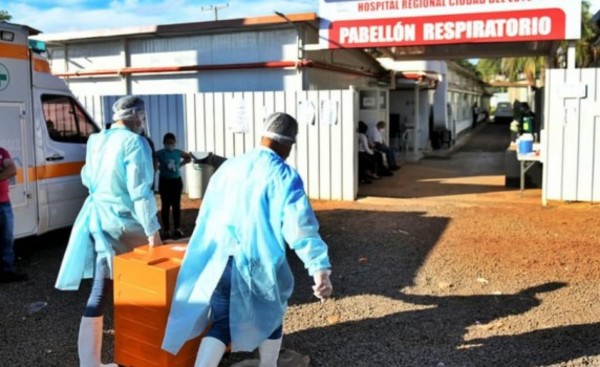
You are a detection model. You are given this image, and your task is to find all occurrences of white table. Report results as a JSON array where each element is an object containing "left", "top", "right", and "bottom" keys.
[{"left": 516, "top": 150, "right": 542, "bottom": 197}]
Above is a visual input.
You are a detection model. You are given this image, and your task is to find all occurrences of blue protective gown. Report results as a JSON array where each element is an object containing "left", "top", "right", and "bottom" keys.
[
  {"left": 55, "top": 125, "right": 160, "bottom": 291},
  {"left": 162, "top": 147, "right": 331, "bottom": 354}
]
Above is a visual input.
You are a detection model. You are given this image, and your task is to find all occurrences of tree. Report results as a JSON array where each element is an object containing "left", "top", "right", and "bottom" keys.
[
  {"left": 475, "top": 59, "right": 502, "bottom": 83},
  {"left": 482, "top": 1, "right": 598, "bottom": 86},
  {"left": 501, "top": 57, "right": 545, "bottom": 86},
  {"left": 0, "top": 10, "right": 11, "bottom": 21},
  {"left": 571, "top": 0, "right": 599, "bottom": 67},
  {"left": 454, "top": 59, "right": 479, "bottom": 75}
]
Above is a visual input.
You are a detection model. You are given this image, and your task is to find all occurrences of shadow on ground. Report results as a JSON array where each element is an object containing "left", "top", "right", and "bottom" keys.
[
  {"left": 282, "top": 281, "right": 600, "bottom": 367},
  {"left": 288, "top": 209, "right": 449, "bottom": 304}
]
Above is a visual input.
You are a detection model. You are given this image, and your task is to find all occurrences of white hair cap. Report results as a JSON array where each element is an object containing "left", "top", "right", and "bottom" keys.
[
  {"left": 112, "top": 96, "right": 145, "bottom": 122},
  {"left": 262, "top": 112, "right": 298, "bottom": 145}
]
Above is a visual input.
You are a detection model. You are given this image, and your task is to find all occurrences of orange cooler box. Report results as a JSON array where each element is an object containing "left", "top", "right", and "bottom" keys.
[{"left": 114, "top": 244, "right": 201, "bottom": 367}]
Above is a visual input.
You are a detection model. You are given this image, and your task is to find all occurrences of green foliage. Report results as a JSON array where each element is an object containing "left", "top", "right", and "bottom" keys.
[
  {"left": 476, "top": 59, "right": 501, "bottom": 83},
  {"left": 454, "top": 59, "right": 482, "bottom": 78},
  {"left": 501, "top": 57, "right": 545, "bottom": 85},
  {"left": 477, "top": 1, "right": 599, "bottom": 85},
  {"left": 0, "top": 10, "right": 11, "bottom": 21}
]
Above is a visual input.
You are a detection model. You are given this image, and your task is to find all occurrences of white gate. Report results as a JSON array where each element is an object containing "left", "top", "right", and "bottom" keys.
[{"left": 543, "top": 68, "right": 600, "bottom": 204}]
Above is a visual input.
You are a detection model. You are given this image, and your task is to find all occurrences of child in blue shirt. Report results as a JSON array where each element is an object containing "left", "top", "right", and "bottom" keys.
[{"left": 156, "top": 133, "right": 191, "bottom": 238}]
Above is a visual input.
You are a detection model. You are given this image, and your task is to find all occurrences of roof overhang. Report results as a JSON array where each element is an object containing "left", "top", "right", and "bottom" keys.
[
  {"left": 380, "top": 40, "right": 560, "bottom": 61},
  {"left": 394, "top": 70, "right": 441, "bottom": 90}
]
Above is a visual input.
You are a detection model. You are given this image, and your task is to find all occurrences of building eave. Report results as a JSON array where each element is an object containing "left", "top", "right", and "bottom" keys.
[{"left": 33, "top": 12, "right": 319, "bottom": 44}]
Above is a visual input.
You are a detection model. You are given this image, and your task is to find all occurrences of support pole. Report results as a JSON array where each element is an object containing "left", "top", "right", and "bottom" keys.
[
  {"left": 567, "top": 40, "right": 576, "bottom": 69},
  {"left": 407, "top": 82, "right": 423, "bottom": 161},
  {"left": 414, "top": 83, "right": 419, "bottom": 157}
]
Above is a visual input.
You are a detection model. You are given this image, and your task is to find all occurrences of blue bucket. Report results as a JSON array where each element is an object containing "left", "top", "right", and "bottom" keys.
[{"left": 518, "top": 138, "right": 533, "bottom": 154}]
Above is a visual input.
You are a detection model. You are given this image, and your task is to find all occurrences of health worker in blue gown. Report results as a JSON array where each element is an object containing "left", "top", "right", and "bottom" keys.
[
  {"left": 161, "top": 112, "right": 333, "bottom": 367},
  {"left": 55, "top": 96, "right": 162, "bottom": 367}
]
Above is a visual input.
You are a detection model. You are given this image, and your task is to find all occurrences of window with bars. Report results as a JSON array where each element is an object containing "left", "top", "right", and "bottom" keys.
[{"left": 42, "top": 94, "right": 99, "bottom": 143}]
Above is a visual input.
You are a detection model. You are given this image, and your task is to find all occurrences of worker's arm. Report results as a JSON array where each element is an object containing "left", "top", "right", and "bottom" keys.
[
  {"left": 280, "top": 172, "right": 331, "bottom": 276},
  {"left": 179, "top": 151, "right": 192, "bottom": 167},
  {"left": 125, "top": 136, "right": 161, "bottom": 237}
]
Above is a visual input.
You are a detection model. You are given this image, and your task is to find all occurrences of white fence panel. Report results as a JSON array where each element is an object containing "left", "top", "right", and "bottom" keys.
[
  {"left": 80, "top": 90, "right": 358, "bottom": 201},
  {"left": 185, "top": 89, "right": 358, "bottom": 201},
  {"left": 543, "top": 68, "right": 600, "bottom": 203},
  {"left": 577, "top": 69, "right": 597, "bottom": 201}
]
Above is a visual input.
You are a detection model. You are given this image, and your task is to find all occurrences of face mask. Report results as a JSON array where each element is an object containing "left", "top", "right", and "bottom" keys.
[
  {"left": 133, "top": 110, "right": 147, "bottom": 135},
  {"left": 165, "top": 143, "right": 175, "bottom": 150}
]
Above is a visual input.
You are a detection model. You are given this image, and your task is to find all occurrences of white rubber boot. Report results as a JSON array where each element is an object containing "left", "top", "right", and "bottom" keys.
[
  {"left": 258, "top": 337, "right": 282, "bottom": 367},
  {"left": 194, "top": 336, "right": 227, "bottom": 367},
  {"left": 77, "top": 316, "right": 118, "bottom": 367}
]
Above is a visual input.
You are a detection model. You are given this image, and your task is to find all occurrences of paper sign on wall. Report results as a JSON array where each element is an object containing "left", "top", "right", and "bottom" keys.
[
  {"left": 320, "top": 100, "right": 338, "bottom": 125},
  {"left": 229, "top": 96, "right": 249, "bottom": 133},
  {"left": 297, "top": 100, "right": 316, "bottom": 125}
]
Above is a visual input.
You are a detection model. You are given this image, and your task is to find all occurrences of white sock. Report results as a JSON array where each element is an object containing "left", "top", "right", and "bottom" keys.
[
  {"left": 77, "top": 316, "right": 118, "bottom": 367},
  {"left": 258, "top": 337, "right": 282, "bottom": 367},
  {"left": 194, "top": 336, "right": 226, "bottom": 367}
]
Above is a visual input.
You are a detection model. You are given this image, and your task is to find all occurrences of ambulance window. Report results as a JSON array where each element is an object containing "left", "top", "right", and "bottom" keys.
[{"left": 41, "top": 95, "right": 99, "bottom": 143}]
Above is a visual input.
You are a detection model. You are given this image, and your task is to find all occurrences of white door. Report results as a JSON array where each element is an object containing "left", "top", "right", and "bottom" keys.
[
  {"left": 35, "top": 91, "right": 99, "bottom": 231},
  {"left": 0, "top": 102, "right": 38, "bottom": 237}
]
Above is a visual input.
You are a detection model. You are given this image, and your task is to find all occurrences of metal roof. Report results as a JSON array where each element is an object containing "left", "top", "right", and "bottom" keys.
[
  {"left": 34, "top": 13, "right": 319, "bottom": 44},
  {"left": 33, "top": 10, "right": 560, "bottom": 60}
]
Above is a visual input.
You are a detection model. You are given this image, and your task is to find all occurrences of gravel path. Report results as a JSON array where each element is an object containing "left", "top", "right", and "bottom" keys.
[{"left": 2, "top": 123, "right": 599, "bottom": 367}]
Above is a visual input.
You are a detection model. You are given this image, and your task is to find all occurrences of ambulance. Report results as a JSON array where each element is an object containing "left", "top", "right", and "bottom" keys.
[{"left": 0, "top": 22, "right": 100, "bottom": 239}]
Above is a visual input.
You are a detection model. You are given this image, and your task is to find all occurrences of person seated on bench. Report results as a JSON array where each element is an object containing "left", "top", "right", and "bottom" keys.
[
  {"left": 358, "top": 122, "right": 380, "bottom": 184},
  {"left": 367, "top": 121, "right": 400, "bottom": 171},
  {"left": 359, "top": 121, "right": 392, "bottom": 178}
]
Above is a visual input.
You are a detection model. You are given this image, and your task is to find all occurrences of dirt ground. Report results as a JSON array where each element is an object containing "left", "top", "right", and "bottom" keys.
[
  {"left": 173, "top": 159, "right": 600, "bottom": 366},
  {"left": 3, "top": 123, "right": 598, "bottom": 366}
]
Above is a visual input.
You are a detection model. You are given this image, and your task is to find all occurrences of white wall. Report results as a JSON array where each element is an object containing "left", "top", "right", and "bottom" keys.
[
  {"left": 389, "top": 89, "right": 431, "bottom": 150},
  {"left": 358, "top": 89, "right": 388, "bottom": 130},
  {"left": 304, "top": 68, "right": 375, "bottom": 90},
  {"left": 46, "top": 27, "right": 384, "bottom": 95}
]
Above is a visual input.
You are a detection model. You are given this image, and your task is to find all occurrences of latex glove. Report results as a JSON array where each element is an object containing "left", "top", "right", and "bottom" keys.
[
  {"left": 148, "top": 231, "right": 162, "bottom": 248},
  {"left": 312, "top": 269, "right": 333, "bottom": 301}
]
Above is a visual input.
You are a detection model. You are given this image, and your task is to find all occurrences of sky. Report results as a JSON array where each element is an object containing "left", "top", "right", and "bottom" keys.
[
  {"left": 1, "top": 0, "right": 599, "bottom": 35},
  {"left": 1, "top": 0, "right": 318, "bottom": 34},
  {"left": 589, "top": 0, "right": 600, "bottom": 17}
]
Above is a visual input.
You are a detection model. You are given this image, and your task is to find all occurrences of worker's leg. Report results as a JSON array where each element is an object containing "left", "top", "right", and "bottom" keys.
[
  {"left": 194, "top": 257, "right": 233, "bottom": 367},
  {"left": 258, "top": 325, "right": 283, "bottom": 367},
  {"left": 172, "top": 177, "right": 184, "bottom": 237},
  {"left": 159, "top": 177, "right": 172, "bottom": 234},
  {"left": 0, "top": 202, "right": 15, "bottom": 273},
  {"left": 79, "top": 255, "right": 117, "bottom": 367},
  {"left": 379, "top": 145, "right": 398, "bottom": 170}
]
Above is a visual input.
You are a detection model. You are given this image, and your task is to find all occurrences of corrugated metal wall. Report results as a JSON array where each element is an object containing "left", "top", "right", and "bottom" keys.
[
  {"left": 45, "top": 24, "right": 382, "bottom": 96},
  {"left": 79, "top": 94, "right": 186, "bottom": 143},
  {"left": 543, "top": 68, "right": 600, "bottom": 203},
  {"left": 80, "top": 89, "right": 358, "bottom": 201}
]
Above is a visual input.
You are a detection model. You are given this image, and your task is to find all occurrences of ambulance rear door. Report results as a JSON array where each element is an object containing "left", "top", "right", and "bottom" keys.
[{"left": 0, "top": 23, "right": 39, "bottom": 238}]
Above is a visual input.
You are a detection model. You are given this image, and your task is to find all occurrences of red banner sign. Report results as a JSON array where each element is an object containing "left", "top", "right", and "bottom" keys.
[{"left": 328, "top": 9, "right": 566, "bottom": 48}]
